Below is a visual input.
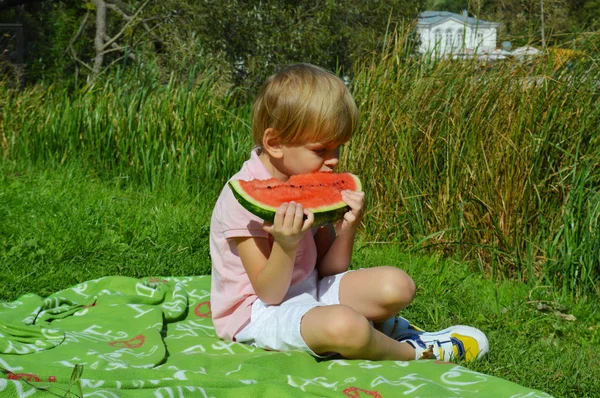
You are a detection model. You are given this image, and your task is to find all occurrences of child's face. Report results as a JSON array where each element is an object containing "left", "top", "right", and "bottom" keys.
[{"left": 280, "top": 141, "right": 341, "bottom": 177}]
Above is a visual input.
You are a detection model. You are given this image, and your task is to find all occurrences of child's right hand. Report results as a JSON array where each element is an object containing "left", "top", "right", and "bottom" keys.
[{"left": 263, "top": 202, "right": 314, "bottom": 252}]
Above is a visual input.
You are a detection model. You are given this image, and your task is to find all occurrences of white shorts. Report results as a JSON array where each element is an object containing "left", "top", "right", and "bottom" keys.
[{"left": 234, "top": 269, "right": 350, "bottom": 357}]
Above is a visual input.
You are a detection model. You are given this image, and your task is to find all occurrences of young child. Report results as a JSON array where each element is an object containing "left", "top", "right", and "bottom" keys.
[{"left": 210, "top": 63, "right": 489, "bottom": 362}]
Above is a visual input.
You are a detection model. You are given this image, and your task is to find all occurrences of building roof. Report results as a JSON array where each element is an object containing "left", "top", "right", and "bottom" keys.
[{"left": 417, "top": 11, "right": 499, "bottom": 28}]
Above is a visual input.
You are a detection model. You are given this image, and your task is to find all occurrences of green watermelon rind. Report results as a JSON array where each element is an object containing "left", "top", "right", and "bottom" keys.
[{"left": 228, "top": 173, "right": 361, "bottom": 227}]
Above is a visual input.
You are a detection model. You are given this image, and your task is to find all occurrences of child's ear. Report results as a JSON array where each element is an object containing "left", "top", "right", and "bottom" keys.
[{"left": 262, "top": 128, "right": 284, "bottom": 159}]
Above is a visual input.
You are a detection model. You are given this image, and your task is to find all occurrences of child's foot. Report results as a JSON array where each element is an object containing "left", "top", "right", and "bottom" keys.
[
  {"left": 379, "top": 316, "right": 425, "bottom": 341},
  {"left": 400, "top": 325, "right": 489, "bottom": 362}
]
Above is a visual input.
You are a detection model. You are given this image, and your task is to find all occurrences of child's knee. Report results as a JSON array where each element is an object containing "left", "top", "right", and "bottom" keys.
[
  {"left": 379, "top": 267, "right": 416, "bottom": 308},
  {"left": 321, "top": 305, "right": 372, "bottom": 349}
]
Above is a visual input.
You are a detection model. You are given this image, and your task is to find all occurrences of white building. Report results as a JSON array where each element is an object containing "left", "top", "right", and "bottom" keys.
[{"left": 416, "top": 11, "right": 500, "bottom": 58}]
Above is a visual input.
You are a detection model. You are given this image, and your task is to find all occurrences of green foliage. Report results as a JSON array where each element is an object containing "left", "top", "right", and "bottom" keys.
[
  {"left": 345, "top": 30, "right": 600, "bottom": 296},
  {"left": 2, "top": 0, "right": 424, "bottom": 95},
  {"left": 567, "top": 0, "right": 600, "bottom": 30},
  {"left": 1, "top": 1, "right": 90, "bottom": 82},
  {"left": 425, "top": 0, "right": 469, "bottom": 13},
  {"left": 145, "top": 0, "right": 424, "bottom": 100},
  {"left": 2, "top": 0, "right": 599, "bottom": 87}
]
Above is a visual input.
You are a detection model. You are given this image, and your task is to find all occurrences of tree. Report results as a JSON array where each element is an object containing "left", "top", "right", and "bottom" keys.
[
  {"left": 5, "top": 0, "right": 424, "bottom": 89},
  {"left": 66, "top": 0, "right": 152, "bottom": 80},
  {"left": 141, "top": 0, "right": 425, "bottom": 98}
]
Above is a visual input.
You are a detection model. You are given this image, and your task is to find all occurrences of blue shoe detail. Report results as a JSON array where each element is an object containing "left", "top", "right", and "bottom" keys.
[
  {"left": 403, "top": 335, "right": 428, "bottom": 350},
  {"left": 451, "top": 336, "right": 465, "bottom": 358},
  {"left": 386, "top": 316, "right": 425, "bottom": 341}
]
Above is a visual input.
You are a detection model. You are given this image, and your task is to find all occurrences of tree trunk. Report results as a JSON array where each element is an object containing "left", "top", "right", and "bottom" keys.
[{"left": 91, "top": 0, "right": 107, "bottom": 77}]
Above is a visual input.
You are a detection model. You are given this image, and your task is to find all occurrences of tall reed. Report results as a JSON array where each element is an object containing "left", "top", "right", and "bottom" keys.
[
  {"left": 345, "top": 31, "right": 600, "bottom": 296},
  {"left": 1, "top": 68, "right": 252, "bottom": 193}
]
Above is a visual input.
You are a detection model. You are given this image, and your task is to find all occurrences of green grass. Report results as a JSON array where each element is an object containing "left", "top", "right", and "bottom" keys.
[
  {"left": 1, "top": 163, "right": 598, "bottom": 397},
  {"left": 0, "top": 162, "right": 214, "bottom": 299}
]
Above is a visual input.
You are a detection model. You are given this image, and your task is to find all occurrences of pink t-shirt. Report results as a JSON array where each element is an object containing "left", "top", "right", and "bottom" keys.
[{"left": 210, "top": 149, "right": 318, "bottom": 341}]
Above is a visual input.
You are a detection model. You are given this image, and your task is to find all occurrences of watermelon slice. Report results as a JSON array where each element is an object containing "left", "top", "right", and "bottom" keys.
[{"left": 229, "top": 172, "right": 362, "bottom": 227}]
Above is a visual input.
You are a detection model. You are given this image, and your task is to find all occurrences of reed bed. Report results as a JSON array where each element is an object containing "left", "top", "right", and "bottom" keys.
[
  {"left": 2, "top": 43, "right": 599, "bottom": 296},
  {"left": 345, "top": 34, "right": 600, "bottom": 296},
  {"left": 1, "top": 69, "right": 252, "bottom": 192}
]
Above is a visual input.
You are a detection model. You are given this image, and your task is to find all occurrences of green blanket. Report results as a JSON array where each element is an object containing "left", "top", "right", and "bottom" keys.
[{"left": 0, "top": 276, "right": 552, "bottom": 397}]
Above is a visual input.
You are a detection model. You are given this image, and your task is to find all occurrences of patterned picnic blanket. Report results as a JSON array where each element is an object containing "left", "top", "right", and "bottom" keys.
[{"left": 0, "top": 275, "right": 553, "bottom": 397}]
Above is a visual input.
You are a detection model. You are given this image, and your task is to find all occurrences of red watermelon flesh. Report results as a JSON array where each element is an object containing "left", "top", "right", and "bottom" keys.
[{"left": 237, "top": 172, "right": 358, "bottom": 208}]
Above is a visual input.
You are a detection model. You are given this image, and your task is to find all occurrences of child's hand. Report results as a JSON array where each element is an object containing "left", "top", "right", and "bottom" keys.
[
  {"left": 263, "top": 202, "right": 314, "bottom": 252},
  {"left": 336, "top": 190, "right": 366, "bottom": 236}
]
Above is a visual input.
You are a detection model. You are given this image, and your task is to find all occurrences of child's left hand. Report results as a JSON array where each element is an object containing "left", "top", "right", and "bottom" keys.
[{"left": 336, "top": 190, "right": 365, "bottom": 236}]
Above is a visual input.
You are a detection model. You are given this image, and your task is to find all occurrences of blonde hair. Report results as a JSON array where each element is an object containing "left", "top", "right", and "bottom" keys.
[{"left": 252, "top": 63, "right": 358, "bottom": 147}]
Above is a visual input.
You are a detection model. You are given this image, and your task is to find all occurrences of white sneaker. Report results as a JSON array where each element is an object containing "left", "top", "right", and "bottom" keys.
[{"left": 400, "top": 325, "right": 489, "bottom": 362}]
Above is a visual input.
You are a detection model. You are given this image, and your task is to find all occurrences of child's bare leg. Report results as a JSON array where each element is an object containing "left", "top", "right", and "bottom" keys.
[
  {"left": 300, "top": 305, "right": 416, "bottom": 360},
  {"left": 337, "top": 266, "right": 416, "bottom": 323}
]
